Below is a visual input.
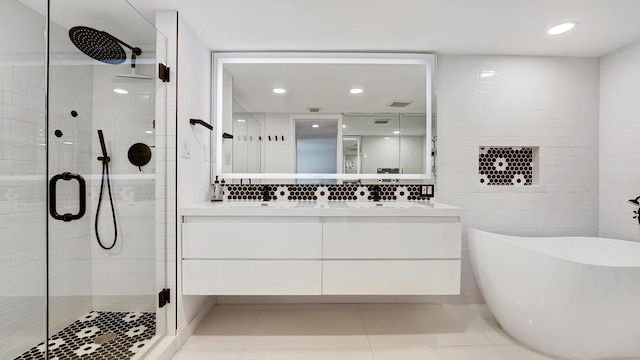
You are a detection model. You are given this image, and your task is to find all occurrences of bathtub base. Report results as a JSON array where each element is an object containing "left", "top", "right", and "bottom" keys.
[{"left": 468, "top": 228, "right": 640, "bottom": 360}]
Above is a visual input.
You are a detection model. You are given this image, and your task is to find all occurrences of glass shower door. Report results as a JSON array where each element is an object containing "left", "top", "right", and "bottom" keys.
[
  {"left": 0, "top": 1, "right": 48, "bottom": 359},
  {"left": 45, "top": 0, "right": 167, "bottom": 359}
]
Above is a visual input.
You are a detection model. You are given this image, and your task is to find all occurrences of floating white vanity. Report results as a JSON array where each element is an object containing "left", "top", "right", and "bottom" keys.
[{"left": 181, "top": 201, "right": 462, "bottom": 296}]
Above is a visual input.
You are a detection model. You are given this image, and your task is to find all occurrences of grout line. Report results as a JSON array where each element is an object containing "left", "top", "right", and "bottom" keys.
[
  {"left": 238, "top": 303, "right": 263, "bottom": 358},
  {"left": 357, "top": 304, "right": 376, "bottom": 360}
]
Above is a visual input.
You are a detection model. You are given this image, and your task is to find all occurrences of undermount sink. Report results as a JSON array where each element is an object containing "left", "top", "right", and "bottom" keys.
[
  {"left": 346, "top": 201, "right": 433, "bottom": 209},
  {"left": 225, "top": 202, "right": 298, "bottom": 208},
  {"left": 222, "top": 201, "right": 433, "bottom": 209}
]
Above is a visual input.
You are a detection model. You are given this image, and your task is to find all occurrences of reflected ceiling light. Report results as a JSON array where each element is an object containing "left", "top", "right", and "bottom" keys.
[
  {"left": 547, "top": 21, "right": 578, "bottom": 35},
  {"left": 342, "top": 125, "right": 346, "bottom": 128},
  {"left": 145, "top": 130, "right": 153, "bottom": 134},
  {"left": 393, "top": 131, "right": 400, "bottom": 134},
  {"left": 350, "top": 88, "right": 363, "bottom": 94},
  {"left": 384, "top": 137, "right": 390, "bottom": 140},
  {"left": 480, "top": 70, "right": 496, "bottom": 78},
  {"left": 237, "top": 119, "right": 246, "bottom": 122},
  {"left": 272, "top": 88, "right": 286, "bottom": 94},
  {"left": 113, "top": 88, "right": 128, "bottom": 94},
  {"left": 311, "top": 124, "right": 320, "bottom": 128}
]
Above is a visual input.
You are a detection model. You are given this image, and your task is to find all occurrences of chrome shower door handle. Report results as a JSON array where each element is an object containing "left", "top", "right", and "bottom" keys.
[{"left": 49, "top": 172, "right": 86, "bottom": 222}]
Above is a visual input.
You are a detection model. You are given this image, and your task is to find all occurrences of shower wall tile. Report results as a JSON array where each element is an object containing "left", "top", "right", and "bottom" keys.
[
  {"left": 599, "top": 40, "right": 640, "bottom": 241},
  {"left": 47, "top": 19, "right": 94, "bottom": 334},
  {"left": 436, "top": 55, "right": 599, "bottom": 304},
  {"left": 0, "top": 2, "right": 47, "bottom": 359},
  {"left": 89, "top": 51, "right": 157, "bottom": 310}
]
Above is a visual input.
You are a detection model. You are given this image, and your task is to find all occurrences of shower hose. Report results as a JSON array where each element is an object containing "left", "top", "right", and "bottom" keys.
[{"left": 95, "top": 154, "right": 117, "bottom": 250}]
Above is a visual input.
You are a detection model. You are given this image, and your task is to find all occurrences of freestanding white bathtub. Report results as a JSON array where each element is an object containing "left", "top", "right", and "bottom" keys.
[{"left": 468, "top": 228, "right": 640, "bottom": 360}]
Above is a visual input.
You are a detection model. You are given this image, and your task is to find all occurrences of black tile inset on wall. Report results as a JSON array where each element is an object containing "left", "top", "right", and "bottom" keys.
[{"left": 479, "top": 147, "right": 534, "bottom": 186}]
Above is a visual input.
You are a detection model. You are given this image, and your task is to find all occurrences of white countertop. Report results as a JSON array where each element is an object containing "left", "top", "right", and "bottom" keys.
[{"left": 182, "top": 201, "right": 461, "bottom": 217}]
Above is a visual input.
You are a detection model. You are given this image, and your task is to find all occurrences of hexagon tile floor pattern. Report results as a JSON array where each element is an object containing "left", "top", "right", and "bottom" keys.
[{"left": 13, "top": 311, "right": 156, "bottom": 360}]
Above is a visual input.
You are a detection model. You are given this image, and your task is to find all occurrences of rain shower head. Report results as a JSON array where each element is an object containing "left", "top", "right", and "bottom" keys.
[
  {"left": 629, "top": 196, "right": 640, "bottom": 206},
  {"left": 69, "top": 26, "right": 141, "bottom": 65}
]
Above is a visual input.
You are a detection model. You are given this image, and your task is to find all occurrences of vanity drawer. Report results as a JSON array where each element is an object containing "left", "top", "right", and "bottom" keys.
[
  {"left": 182, "top": 219, "right": 322, "bottom": 259},
  {"left": 323, "top": 219, "right": 461, "bottom": 259},
  {"left": 322, "top": 260, "right": 461, "bottom": 295},
  {"left": 183, "top": 260, "right": 322, "bottom": 295}
]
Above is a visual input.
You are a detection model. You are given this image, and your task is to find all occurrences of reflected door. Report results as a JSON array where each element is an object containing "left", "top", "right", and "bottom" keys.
[{"left": 295, "top": 119, "right": 339, "bottom": 183}]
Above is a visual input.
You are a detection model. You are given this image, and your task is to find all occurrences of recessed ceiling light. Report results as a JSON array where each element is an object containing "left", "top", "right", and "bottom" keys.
[
  {"left": 480, "top": 70, "right": 496, "bottom": 78},
  {"left": 145, "top": 130, "right": 154, "bottom": 134},
  {"left": 350, "top": 88, "right": 363, "bottom": 94},
  {"left": 342, "top": 125, "right": 346, "bottom": 129},
  {"left": 63, "top": 141, "right": 73, "bottom": 145},
  {"left": 237, "top": 119, "right": 246, "bottom": 123},
  {"left": 547, "top": 21, "right": 578, "bottom": 35},
  {"left": 113, "top": 88, "right": 128, "bottom": 94},
  {"left": 393, "top": 131, "right": 400, "bottom": 134},
  {"left": 272, "top": 88, "right": 286, "bottom": 94},
  {"left": 311, "top": 124, "right": 320, "bottom": 128}
]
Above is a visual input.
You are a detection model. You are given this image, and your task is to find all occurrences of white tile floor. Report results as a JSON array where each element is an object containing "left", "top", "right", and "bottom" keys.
[{"left": 171, "top": 303, "right": 562, "bottom": 360}]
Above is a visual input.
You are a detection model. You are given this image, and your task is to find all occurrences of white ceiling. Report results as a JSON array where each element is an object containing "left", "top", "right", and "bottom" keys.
[
  {"left": 130, "top": 0, "right": 640, "bottom": 57},
  {"left": 226, "top": 62, "right": 426, "bottom": 114}
]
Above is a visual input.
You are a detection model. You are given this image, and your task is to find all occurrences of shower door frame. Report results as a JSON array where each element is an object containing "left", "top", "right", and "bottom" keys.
[{"left": 43, "top": 1, "right": 169, "bottom": 358}]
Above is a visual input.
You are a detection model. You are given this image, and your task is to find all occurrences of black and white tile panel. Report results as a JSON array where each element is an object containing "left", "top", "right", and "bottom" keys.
[
  {"left": 14, "top": 311, "right": 155, "bottom": 360},
  {"left": 478, "top": 146, "right": 534, "bottom": 186},
  {"left": 223, "top": 184, "right": 434, "bottom": 202}
]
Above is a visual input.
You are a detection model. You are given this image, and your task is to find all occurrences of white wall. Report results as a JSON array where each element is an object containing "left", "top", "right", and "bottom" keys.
[
  {"left": 400, "top": 135, "right": 425, "bottom": 175},
  {"left": 221, "top": 69, "right": 233, "bottom": 174},
  {"left": 263, "top": 113, "right": 292, "bottom": 174},
  {"left": 599, "top": 40, "right": 640, "bottom": 241},
  {"left": 156, "top": 10, "right": 179, "bottom": 335},
  {"left": 437, "top": 55, "right": 600, "bottom": 303},
  {"left": 174, "top": 12, "right": 213, "bottom": 332},
  {"left": 362, "top": 136, "right": 400, "bottom": 174}
]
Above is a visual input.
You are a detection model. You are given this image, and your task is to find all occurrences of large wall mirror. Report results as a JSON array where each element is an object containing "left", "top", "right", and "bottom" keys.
[{"left": 213, "top": 52, "right": 434, "bottom": 183}]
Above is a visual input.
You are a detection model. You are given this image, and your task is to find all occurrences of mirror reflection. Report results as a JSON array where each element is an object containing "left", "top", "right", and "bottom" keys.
[{"left": 214, "top": 53, "right": 433, "bottom": 182}]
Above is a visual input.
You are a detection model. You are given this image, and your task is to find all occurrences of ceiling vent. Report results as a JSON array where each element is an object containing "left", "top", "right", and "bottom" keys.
[
  {"left": 307, "top": 107, "right": 320, "bottom": 113},
  {"left": 374, "top": 119, "right": 391, "bottom": 124},
  {"left": 387, "top": 100, "right": 413, "bottom": 108}
]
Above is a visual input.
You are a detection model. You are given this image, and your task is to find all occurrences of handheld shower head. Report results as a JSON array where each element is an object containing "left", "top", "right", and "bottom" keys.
[
  {"left": 97, "top": 130, "right": 109, "bottom": 164},
  {"left": 629, "top": 196, "right": 640, "bottom": 206}
]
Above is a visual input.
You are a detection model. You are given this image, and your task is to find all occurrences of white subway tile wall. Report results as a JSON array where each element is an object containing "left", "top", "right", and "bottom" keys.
[
  {"left": 89, "top": 54, "right": 157, "bottom": 312},
  {"left": 47, "top": 19, "right": 95, "bottom": 335},
  {"left": 437, "top": 55, "right": 600, "bottom": 304},
  {"left": 599, "top": 40, "right": 640, "bottom": 241},
  {"left": 1, "top": 2, "right": 47, "bottom": 359}
]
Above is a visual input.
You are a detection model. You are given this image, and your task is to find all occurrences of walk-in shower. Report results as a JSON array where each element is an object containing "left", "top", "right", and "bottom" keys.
[{"left": 1, "top": 1, "right": 169, "bottom": 359}]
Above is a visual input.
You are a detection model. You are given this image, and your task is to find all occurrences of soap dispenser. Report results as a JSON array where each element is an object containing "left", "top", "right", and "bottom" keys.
[{"left": 210, "top": 176, "right": 223, "bottom": 202}]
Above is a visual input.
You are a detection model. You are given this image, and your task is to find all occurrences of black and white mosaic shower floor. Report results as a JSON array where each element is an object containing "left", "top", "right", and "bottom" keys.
[{"left": 14, "top": 311, "right": 155, "bottom": 360}]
